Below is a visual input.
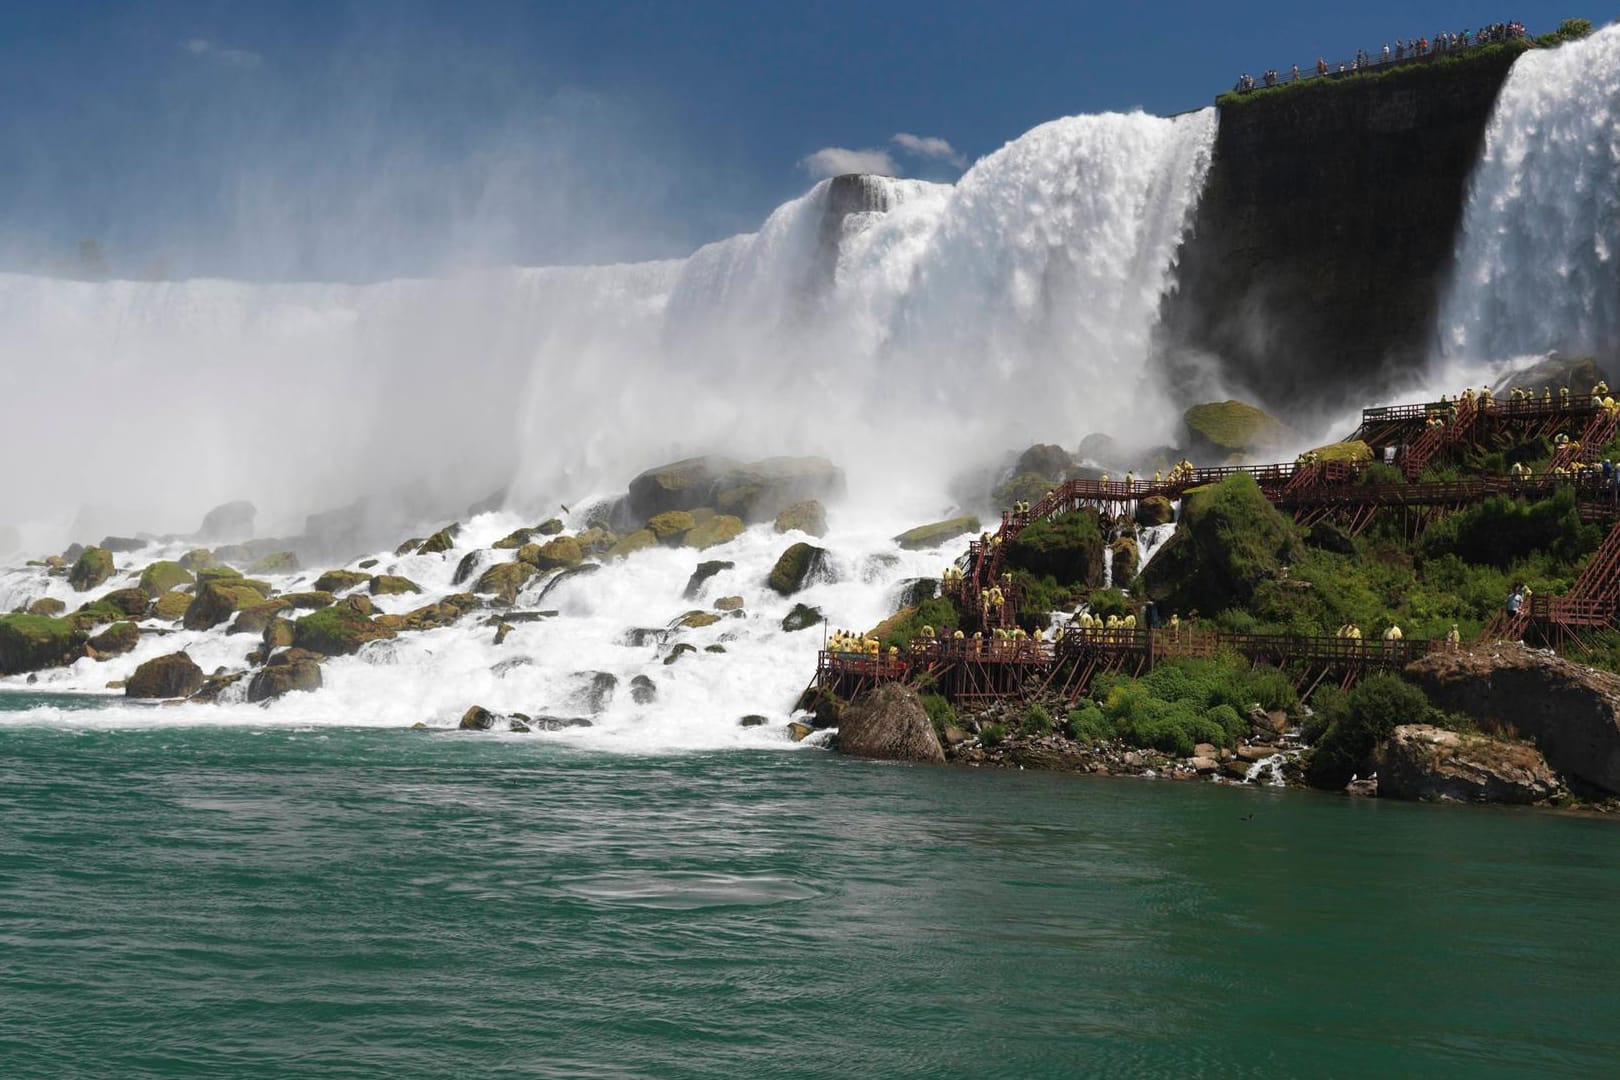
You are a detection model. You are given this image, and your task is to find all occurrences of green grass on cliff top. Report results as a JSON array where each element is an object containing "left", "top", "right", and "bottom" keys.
[{"left": 1216, "top": 38, "right": 1534, "bottom": 109}]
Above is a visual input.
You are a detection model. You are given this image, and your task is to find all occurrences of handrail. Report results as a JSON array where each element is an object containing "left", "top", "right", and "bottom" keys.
[{"left": 1226, "top": 26, "right": 1531, "bottom": 99}]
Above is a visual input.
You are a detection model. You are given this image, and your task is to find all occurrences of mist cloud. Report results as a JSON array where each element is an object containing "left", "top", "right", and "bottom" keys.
[{"left": 800, "top": 146, "right": 898, "bottom": 178}]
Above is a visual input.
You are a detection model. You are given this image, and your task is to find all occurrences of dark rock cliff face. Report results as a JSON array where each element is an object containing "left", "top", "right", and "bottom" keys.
[
  {"left": 1157, "top": 48, "right": 1526, "bottom": 413},
  {"left": 815, "top": 174, "right": 902, "bottom": 284}
]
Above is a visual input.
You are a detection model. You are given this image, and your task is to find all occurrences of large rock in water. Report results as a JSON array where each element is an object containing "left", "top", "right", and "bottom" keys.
[
  {"left": 126, "top": 652, "right": 204, "bottom": 699},
  {"left": 0, "top": 614, "right": 87, "bottom": 675},
  {"left": 768, "top": 543, "right": 829, "bottom": 597},
  {"left": 1407, "top": 644, "right": 1620, "bottom": 795},
  {"left": 183, "top": 579, "right": 268, "bottom": 631},
  {"left": 1142, "top": 473, "right": 1302, "bottom": 617},
  {"left": 626, "top": 456, "right": 845, "bottom": 524},
  {"left": 1375, "top": 724, "right": 1560, "bottom": 804},
  {"left": 1181, "top": 401, "right": 1296, "bottom": 460},
  {"left": 67, "top": 547, "right": 114, "bottom": 592},
  {"left": 292, "top": 597, "right": 396, "bottom": 657},
  {"left": 893, "top": 516, "right": 980, "bottom": 551},
  {"left": 836, "top": 683, "right": 945, "bottom": 764},
  {"left": 247, "top": 649, "right": 324, "bottom": 702}
]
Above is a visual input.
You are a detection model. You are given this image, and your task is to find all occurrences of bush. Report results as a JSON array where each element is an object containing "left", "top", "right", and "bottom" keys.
[
  {"left": 921, "top": 693, "right": 956, "bottom": 737},
  {"left": 1421, "top": 488, "right": 1599, "bottom": 568},
  {"left": 1064, "top": 704, "right": 1114, "bottom": 744},
  {"left": 980, "top": 722, "right": 1007, "bottom": 748},
  {"left": 1022, "top": 704, "right": 1053, "bottom": 735},
  {"left": 1305, "top": 673, "right": 1432, "bottom": 789}
]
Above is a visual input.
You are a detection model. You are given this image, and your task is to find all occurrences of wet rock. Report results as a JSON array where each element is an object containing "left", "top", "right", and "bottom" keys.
[
  {"left": 1135, "top": 496, "right": 1174, "bottom": 527},
  {"left": 531, "top": 716, "right": 593, "bottom": 731},
  {"left": 178, "top": 548, "right": 217, "bottom": 572},
  {"left": 537, "top": 518, "right": 565, "bottom": 536},
  {"left": 768, "top": 543, "right": 829, "bottom": 597},
  {"left": 99, "top": 587, "right": 152, "bottom": 617},
  {"left": 535, "top": 564, "right": 600, "bottom": 605},
  {"left": 607, "top": 529, "right": 658, "bottom": 559},
  {"left": 663, "top": 643, "right": 697, "bottom": 665},
  {"left": 630, "top": 674, "right": 657, "bottom": 704},
  {"left": 263, "top": 617, "right": 296, "bottom": 651},
  {"left": 713, "top": 595, "right": 745, "bottom": 612},
  {"left": 580, "top": 671, "right": 618, "bottom": 714},
  {"left": 1182, "top": 401, "right": 1297, "bottom": 459},
  {"left": 836, "top": 683, "right": 946, "bottom": 764},
  {"left": 248, "top": 552, "right": 300, "bottom": 575},
  {"left": 368, "top": 574, "right": 422, "bottom": 596},
  {"left": 739, "top": 715, "right": 769, "bottom": 727},
  {"left": 491, "top": 656, "right": 534, "bottom": 678},
  {"left": 68, "top": 547, "right": 115, "bottom": 592},
  {"left": 684, "top": 560, "right": 734, "bottom": 599},
  {"left": 247, "top": 649, "right": 324, "bottom": 703},
  {"left": 473, "top": 561, "right": 538, "bottom": 605},
  {"left": 493, "top": 622, "right": 514, "bottom": 645},
  {"left": 394, "top": 538, "right": 425, "bottom": 556},
  {"left": 126, "top": 651, "right": 204, "bottom": 699},
  {"left": 787, "top": 721, "right": 816, "bottom": 742},
  {"left": 1376, "top": 724, "right": 1561, "bottom": 804},
  {"left": 676, "top": 610, "right": 721, "bottom": 629},
  {"left": 291, "top": 597, "right": 396, "bottom": 657},
  {"left": 493, "top": 527, "right": 536, "bottom": 550},
  {"left": 624, "top": 628, "right": 673, "bottom": 648},
  {"left": 519, "top": 536, "right": 584, "bottom": 570},
  {"left": 460, "top": 705, "right": 497, "bottom": 731},
  {"left": 196, "top": 500, "right": 256, "bottom": 541},
  {"left": 183, "top": 579, "right": 268, "bottom": 632},
  {"left": 1346, "top": 778, "right": 1379, "bottom": 797},
  {"left": 629, "top": 455, "right": 844, "bottom": 524},
  {"left": 704, "top": 644, "right": 726, "bottom": 653},
  {"left": 151, "top": 592, "right": 193, "bottom": 622},
  {"left": 313, "top": 569, "right": 369, "bottom": 594},
  {"left": 684, "top": 514, "right": 746, "bottom": 550},
  {"left": 895, "top": 578, "right": 939, "bottom": 609},
  {"left": 1189, "top": 756, "right": 1219, "bottom": 774},
  {"left": 26, "top": 598, "right": 66, "bottom": 617},
  {"left": 137, "top": 561, "right": 195, "bottom": 595},
  {"left": 452, "top": 550, "right": 485, "bottom": 586},
  {"left": 229, "top": 599, "right": 293, "bottom": 636},
  {"left": 508, "top": 718, "right": 532, "bottom": 733},
  {"left": 647, "top": 511, "right": 696, "bottom": 544},
  {"left": 774, "top": 500, "right": 828, "bottom": 537},
  {"left": 1015, "top": 444, "right": 1074, "bottom": 479},
  {"left": 418, "top": 526, "right": 460, "bottom": 555},
  {"left": 893, "top": 517, "right": 980, "bottom": 552},
  {"left": 87, "top": 621, "right": 139, "bottom": 658},
  {"left": 98, "top": 535, "right": 147, "bottom": 554},
  {"left": 781, "top": 603, "right": 821, "bottom": 633}
]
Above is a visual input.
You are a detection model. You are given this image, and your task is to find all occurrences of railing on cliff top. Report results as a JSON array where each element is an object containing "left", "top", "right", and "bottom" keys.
[{"left": 1223, "top": 27, "right": 1532, "bottom": 100}]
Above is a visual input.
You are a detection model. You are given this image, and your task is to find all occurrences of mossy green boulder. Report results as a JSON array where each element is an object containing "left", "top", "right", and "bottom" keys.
[
  {"left": 183, "top": 580, "right": 268, "bottom": 631},
  {"left": 685, "top": 514, "right": 745, "bottom": 550},
  {"left": 0, "top": 614, "right": 87, "bottom": 675},
  {"left": 138, "top": 561, "right": 195, "bottom": 595},
  {"left": 151, "top": 592, "right": 193, "bottom": 621},
  {"left": 768, "top": 543, "right": 828, "bottom": 597},
  {"left": 418, "top": 526, "right": 459, "bottom": 555},
  {"left": 492, "top": 527, "right": 536, "bottom": 550},
  {"left": 1182, "top": 401, "right": 1296, "bottom": 459},
  {"left": 1141, "top": 473, "right": 1303, "bottom": 616},
  {"left": 713, "top": 596, "right": 745, "bottom": 612},
  {"left": 782, "top": 603, "right": 822, "bottom": 632},
  {"left": 773, "top": 500, "right": 827, "bottom": 537},
  {"left": 26, "top": 597, "right": 66, "bottom": 617},
  {"left": 99, "top": 587, "right": 152, "bottom": 617},
  {"left": 608, "top": 529, "right": 658, "bottom": 559},
  {"left": 280, "top": 591, "right": 336, "bottom": 610},
  {"left": 675, "top": 610, "right": 721, "bottom": 629},
  {"left": 68, "top": 547, "right": 115, "bottom": 592},
  {"left": 520, "top": 536, "right": 584, "bottom": 570},
  {"left": 125, "top": 651, "right": 205, "bottom": 699},
  {"left": 292, "top": 597, "right": 397, "bottom": 657},
  {"left": 576, "top": 527, "right": 617, "bottom": 557},
  {"left": 247, "top": 649, "right": 324, "bottom": 702},
  {"left": 647, "top": 511, "right": 697, "bottom": 544},
  {"left": 313, "top": 569, "right": 369, "bottom": 594},
  {"left": 178, "top": 549, "right": 217, "bottom": 572},
  {"left": 229, "top": 598, "right": 294, "bottom": 636},
  {"left": 1135, "top": 496, "right": 1174, "bottom": 527},
  {"left": 369, "top": 575, "right": 422, "bottom": 596},
  {"left": 1110, "top": 535, "right": 1140, "bottom": 581},
  {"left": 196, "top": 565, "right": 244, "bottom": 583},
  {"left": 1305, "top": 440, "right": 1374, "bottom": 465},
  {"left": 248, "top": 551, "right": 300, "bottom": 575},
  {"left": 992, "top": 472, "right": 1057, "bottom": 510},
  {"left": 1004, "top": 510, "right": 1106, "bottom": 590},
  {"left": 894, "top": 516, "right": 981, "bottom": 552},
  {"left": 474, "top": 561, "right": 538, "bottom": 604},
  {"left": 536, "top": 518, "right": 564, "bottom": 536},
  {"left": 87, "top": 621, "right": 140, "bottom": 657}
]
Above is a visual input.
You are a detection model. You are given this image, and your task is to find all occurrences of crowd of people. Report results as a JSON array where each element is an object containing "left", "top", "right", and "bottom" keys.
[{"left": 1234, "top": 21, "right": 1529, "bottom": 93}]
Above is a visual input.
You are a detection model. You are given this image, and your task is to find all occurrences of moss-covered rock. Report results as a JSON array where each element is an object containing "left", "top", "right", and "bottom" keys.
[
  {"left": 418, "top": 526, "right": 459, "bottom": 555},
  {"left": 263, "top": 617, "right": 296, "bottom": 651},
  {"left": 178, "top": 548, "right": 217, "bottom": 572},
  {"left": 1005, "top": 510, "right": 1106, "bottom": 588},
  {"left": 183, "top": 580, "right": 268, "bottom": 631},
  {"left": 26, "top": 598, "right": 66, "bottom": 617},
  {"left": 402, "top": 593, "right": 482, "bottom": 632},
  {"left": 0, "top": 614, "right": 87, "bottom": 675},
  {"left": 312, "top": 569, "right": 369, "bottom": 594},
  {"left": 68, "top": 547, "right": 114, "bottom": 592},
  {"left": 368, "top": 575, "right": 422, "bottom": 596},
  {"left": 125, "top": 651, "right": 204, "bottom": 699},
  {"left": 676, "top": 610, "right": 721, "bottom": 629},
  {"left": 537, "top": 518, "right": 564, "bottom": 536},
  {"left": 685, "top": 514, "right": 745, "bottom": 550},
  {"left": 492, "top": 528, "right": 535, "bottom": 550},
  {"left": 1305, "top": 439, "right": 1374, "bottom": 464},
  {"left": 684, "top": 560, "right": 734, "bottom": 599},
  {"left": 247, "top": 649, "right": 324, "bottom": 702},
  {"left": 229, "top": 599, "right": 294, "bottom": 636},
  {"left": 1135, "top": 496, "right": 1174, "bottom": 527},
  {"left": 768, "top": 542, "right": 828, "bottom": 596},
  {"left": 473, "top": 561, "right": 538, "bottom": 604},
  {"left": 1183, "top": 401, "right": 1297, "bottom": 459},
  {"left": 138, "top": 561, "right": 195, "bottom": 595},
  {"left": 607, "top": 529, "right": 658, "bottom": 559},
  {"left": 150, "top": 592, "right": 193, "bottom": 622},
  {"left": 773, "top": 500, "right": 827, "bottom": 537},
  {"left": 99, "top": 587, "right": 152, "bottom": 617},
  {"left": 782, "top": 603, "right": 822, "bottom": 632},
  {"left": 88, "top": 621, "right": 140, "bottom": 658},
  {"left": 1110, "top": 535, "right": 1140, "bottom": 581},
  {"left": 248, "top": 551, "right": 300, "bottom": 575},
  {"left": 713, "top": 595, "right": 745, "bottom": 612},
  {"left": 647, "top": 511, "right": 696, "bottom": 544},
  {"left": 292, "top": 597, "right": 396, "bottom": 657},
  {"left": 992, "top": 472, "right": 1058, "bottom": 510},
  {"left": 575, "top": 527, "right": 617, "bottom": 558},
  {"left": 520, "top": 536, "right": 584, "bottom": 570},
  {"left": 278, "top": 591, "right": 334, "bottom": 610},
  {"left": 1142, "top": 473, "right": 1304, "bottom": 616},
  {"left": 894, "top": 516, "right": 980, "bottom": 551},
  {"left": 628, "top": 455, "right": 845, "bottom": 523},
  {"left": 1015, "top": 444, "right": 1075, "bottom": 478},
  {"left": 195, "top": 565, "right": 244, "bottom": 583}
]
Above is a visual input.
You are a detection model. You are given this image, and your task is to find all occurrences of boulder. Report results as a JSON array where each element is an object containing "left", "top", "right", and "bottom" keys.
[
  {"left": 195, "top": 565, "right": 246, "bottom": 583},
  {"left": 98, "top": 535, "right": 147, "bottom": 554},
  {"left": 519, "top": 536, "right": 583, "bottom": 570},
  {"left": 1182, "top": 401, "right": 1297, "bottom": 459},
  {"left": 627, "top": 455, "right": 845, "bottom": 524},
  {"left": 1135, "top": 496, "right": 1174, "bottom": 527},
  {"left": 894, "top": 516, "right": 980, "bottom": 551},
  {"left": 151, "top": 592, "right": 193, "bottom": 622},
  {"left": 191, "top": 671, "right": 247, "bottom": 705},
  {"left": 684, "top": 514, "right": 745, "bottom": 550},
  {"left": 196, "top": 500, "right": 256, "bottom": 541},
  {"left": 713, "top": 595, "right": 745, "bottom": 612},
  {"left": 1015, "top": 443, "right": 1074, "bottom": 479},
  {"left": 1004, "top": 510, "right": 1106, "bottom": 588},
  {"left": 248, "top": 552, "right": 300, "bottom": 575},
  {"left": 473, "top": 561, "right": 539, "bottom": 605},
  {"left": 99, "top": 587, "right": 152, "bottom": 617},
  {"left": 1407, "top": 644, "right": 1620, "bottom": 795},
  {"left": 68, "top": 547, "right": 115, "bottom": 592},
  {"left": 1110, "top": 536, "right": 1139, "bottom": 581},
  {"left": 263, "top": 618, "right": 296, "bottom": 651},
  {"left": 836, "top": 683, "right": 946, "bottom": 764},
  {"left": 768, "top": 543, "right": 829, "bottom": 596},
  {"left": 774, "top": 500, "right": 828, "bottom": 538},
  {"left": 395, "top": 538, "right": 425, "bottom": 556},
  {"left": 459, "top": 705, "right": 497, "bottom": 731},
  {"left": 629, "top": 674, "right": 657, "bottom": 704},
  {"left": 647, "top": 511, "right": 697, "bottom": 544},
  {"left": 895, "top": 578, "right": 939, "bottom": 609},
  {"left": 530, "top": 716, "right": 593, "bottom": 731},
  {"left": 575, "top": 527, "right": 617, "bottom": 557},
  {"left": 138, "top": 561, "right": 195, "bottom": 594},
  {"left": 492, "top": 527, "right": 536, "bottom": 550},
  {"left": 782, "top": 603, "right": 822, "bottom": 633},
  {"left": 402, "top": 593, "right": 482, "bottom": 632},
  {"left": 291, "top": 598, "right": 396, "bottom": 657},
  {"left": 739, "top": 715, "right": 769, "bottom": 728},
  {"left": 676, "top": 610, "right": 721, "bottom": 629},
  {"left": 229, "top": 599, "right": 294, "bottom": 636},
  {"left": 0, "top": 614, "right": 87, "bottom": 675},
  {"left": 1141, "top": 474, "right": 1302, "bottom": 616},
  {"left": 607, "top": 529, "right": 658, "bottom": 559},
  {"left": 663, "top": 643, "right": 698, "bottom": 665},
  {"left": 579, "top": 672, "right": 618, "bottom": 714},
  {"left": 183, "top": 580, "right": 268, "bottom": 631},
  {"left": 178, "top": 548, "right": 217, "bottom": 572},
  {"left": 418, "top": 526, "right": 459, "bottom": 555},
  {"left": 312, "top": 569, "right": 369, "bottom": 594},
  {"left": 280, "top": 591, "right": 336, "bottom": 610},
  {"left": 125, "top": 651, "right": 204, "bottom": 699},
  {"left": 247, "top": 649, "right": 324, "bottom": 703},
  {"left": 1376, "top": 724, "right": 1561, "bottom": 804},
  {"left": 684, "top": 560, "right": 734, "bottom": 599},
  {"left": 26, "top": 598, "right": 66, "bottom": 617},
  {"left": 1303, "top": 440, "right": 1374, "bottom": 465},
  {"left": 628, "top": 457, "right": 731, "bottom": 519},
  {"left": 992, "top": 472, "right": 1057, "bottom": 510},
  {"left": 368, "top": 575, "right": 422, "bottom": 596},
  {"left": 537, "top": 518, "right": 565, "bottom": 536},
  {"left": 87, "top": 621, "right": 139, "bottom": 658}
]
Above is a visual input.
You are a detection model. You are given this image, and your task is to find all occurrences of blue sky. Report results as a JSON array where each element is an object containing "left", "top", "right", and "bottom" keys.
[{"left": 0, "top": 1, "right": 1578, "bottom": 279}]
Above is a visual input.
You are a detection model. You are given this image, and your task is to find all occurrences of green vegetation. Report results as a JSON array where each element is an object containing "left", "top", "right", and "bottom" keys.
[
  {"left": 1143, "top": 474, "right": 1301, "bottom": 618},
  {"left": 871, "top": 596, "right": 958, "bottom": 652},
  {"left": 921, "top": 693, "right": 956, "bottom": 738},
  {"left": 1303, "top": 674, "right": 1433, "bottom": 789},
  {"left": 1182, "top": 400, "right": 1294, "bottom": 457},
  {"left": 1060, "top": 658, "right": 1297, "bottom": 756},
  {"left": 1537, "top": 18, "right": 1593, "bottom": 46},
  {"left": 0, "top": 614, "right": 86, "bottom": 675},
  {"left": 894, "top": 516, "right": 981, "bottom": 551},
  {"left": 137, "top": 561, "right": 194, "bottom": 594},
  {"left": 1217, "top": 38, "right": 1534, "bottom": 110}
]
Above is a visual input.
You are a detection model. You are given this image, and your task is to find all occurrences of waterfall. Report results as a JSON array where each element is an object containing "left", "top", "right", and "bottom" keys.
[{"left": 1438, "top": 25, "right": 1620, "bottom": 366}]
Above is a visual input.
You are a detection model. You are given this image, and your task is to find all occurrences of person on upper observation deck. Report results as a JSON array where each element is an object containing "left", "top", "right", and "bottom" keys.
[{"left": 1316, "top": 56, "right": 1328, "bottom": 76}]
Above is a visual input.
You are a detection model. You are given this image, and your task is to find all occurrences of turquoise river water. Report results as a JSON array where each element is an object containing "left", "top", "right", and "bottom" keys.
[{"left": 3, "top": 702, "right": 1620, "bottom": 1078}]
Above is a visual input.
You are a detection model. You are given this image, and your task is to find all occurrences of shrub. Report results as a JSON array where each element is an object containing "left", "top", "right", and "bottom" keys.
[
  {"left": 1305, "top": 673, "right": 1432, "bottom": 789},
  {"left": 1022, "top": 704, "right": 1053, "bottom": 735},
  {"left": 1064, "top": 704, "right": 1114, "bottom": 744},
  {"left": 920, "top": 693, "right": 956, "bottom": 737},
  {"left": 980, "top": 722, "right": 1007, "bottom": 748}
]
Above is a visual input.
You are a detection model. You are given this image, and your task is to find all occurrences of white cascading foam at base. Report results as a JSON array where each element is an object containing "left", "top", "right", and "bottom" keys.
[{"left": 1438, "top": 24, "right": 1620, "bottom": 366}]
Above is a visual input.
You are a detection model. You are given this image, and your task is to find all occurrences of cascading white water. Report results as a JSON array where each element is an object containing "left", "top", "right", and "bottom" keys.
[
  {"left": 1437, "top": 25, "right": 1620, "bottom": 365},
  {"left": 0, "top": 106, "right": 1220, "bottom": 745}
]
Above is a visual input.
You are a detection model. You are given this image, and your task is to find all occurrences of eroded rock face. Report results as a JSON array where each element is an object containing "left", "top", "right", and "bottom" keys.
[
  {"left": 1376, "top": 724, "right": 1561, "bottom": 804},
  {"left": 126, "top": 651, "right": 204, "bottom": 699},
  {"left": 836, "top": 683, "right": 945, "bottom": 764},
  {"left": 1407, "top": 644, "right": 1620, "bottom": 795},
  {"left": 0, "top": 615, "right": 87, "bottom": 675}
]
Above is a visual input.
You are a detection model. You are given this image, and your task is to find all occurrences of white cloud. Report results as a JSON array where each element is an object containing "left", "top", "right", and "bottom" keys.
[
  {"left": 181, "top": 37, "right": 263, "bottom": 69},
  {"left": 799, "top": 146, "right": 899, "bottom": 179},
  {"left": 891, "top": 132, "right": 967, "bottom": 169}
]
